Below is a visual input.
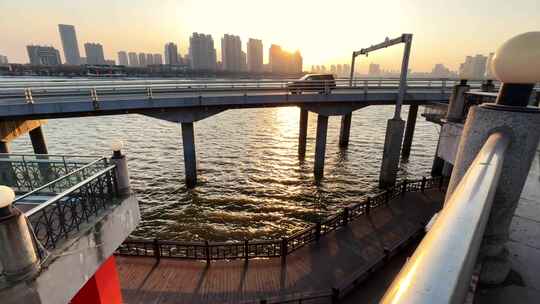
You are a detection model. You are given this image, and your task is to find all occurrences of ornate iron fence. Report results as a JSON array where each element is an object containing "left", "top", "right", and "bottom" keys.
[
  {"left": 116, "top": 176, "right": 446, "bottom": 262},
  {"left": 0, "top": 153, "right": 102, "bottom": 193},
  {"left": 25, "top": 164, "right": 119, "bottom": 250}
]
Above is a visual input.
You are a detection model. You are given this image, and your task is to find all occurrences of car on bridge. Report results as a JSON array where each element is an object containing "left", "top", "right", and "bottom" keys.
[{"left": 287, "top": 74, "right": 336, "bottom": 94}]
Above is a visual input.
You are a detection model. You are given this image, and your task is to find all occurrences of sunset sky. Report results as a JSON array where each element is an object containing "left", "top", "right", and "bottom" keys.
[{"left": 1, "top": 0, "right": 539, "bottom": 72}]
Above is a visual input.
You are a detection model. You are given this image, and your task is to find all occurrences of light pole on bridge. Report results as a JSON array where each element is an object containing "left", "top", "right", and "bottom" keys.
[{"left": 347, "top": 34, "right": 414, "bottom": 187}]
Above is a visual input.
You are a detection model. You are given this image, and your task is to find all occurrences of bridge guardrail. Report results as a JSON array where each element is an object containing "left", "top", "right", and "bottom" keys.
[
  {"left": 0, "top": 78, "right": 488, "bottom": 102},
  {"left": 116, "top": 175, "right": 447, "bottom": 262}
]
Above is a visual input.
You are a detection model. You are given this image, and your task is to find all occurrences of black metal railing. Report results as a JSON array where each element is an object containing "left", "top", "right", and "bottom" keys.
[
  {"left": 0, "top": 153, "right": 102, "bottom": 193},
  {"left": 25, "top": 164, "right": 119, "bottom": 250},
  {"left": 13, "top": 157, "right": 110, "bottom": 204},
  {"left": 116, "top": 176, "right": 446, "bottom": 262}
]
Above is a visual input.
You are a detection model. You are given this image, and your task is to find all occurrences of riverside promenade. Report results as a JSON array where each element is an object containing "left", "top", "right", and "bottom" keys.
[{"left": 116, "top": 185, "right": 445, "bottom": 304}]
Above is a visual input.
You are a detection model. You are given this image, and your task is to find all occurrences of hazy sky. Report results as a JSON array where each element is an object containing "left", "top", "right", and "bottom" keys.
[{"left": 1, "top": 0, "right": 539, "bottom": 72}]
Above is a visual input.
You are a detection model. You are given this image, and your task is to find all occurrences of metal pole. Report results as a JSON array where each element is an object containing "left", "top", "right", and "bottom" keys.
[
  {"left": 394, "top": 34, "right": 413, "bottom": 119},
  {"left": 349, "top": 54, "right": 356, "bottom": 87}
]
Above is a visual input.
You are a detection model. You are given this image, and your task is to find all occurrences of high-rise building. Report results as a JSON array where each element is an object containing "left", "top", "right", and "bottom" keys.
[
  {"left": 84, "top": 43, "right": 105, "bottom": 65},
  {"left": 189, "top": 32, "right": 217, "bottom": 71},
  {"left": 58, "top": 24, "right": 81, "bottom": 65},
  {"left": 485, "top": 52, "right": 495, "bottom": 79},
  {"left": 247, "top": 38, "right": 263, "bottom": 73},
  {"left": 330, "top": 65, "right": 337, "bottom": 74},
  {"left": 269, "top": 44, "right": 302, "bottom": 74},
  {"left": 26, "top": 45, "right": 62, "bottom": 65},
  {"left": 146, "top": 53, "right": 154, "bottom": 66},
  {"left": 343, "top": 64, "right": 351, "bottom": 76},
  {"left": 138, "top": 53, "right": 147, "bottom": 66},
  {"left": 117, "top": 51, "right": 128, "bottom": 66},
  {"left": 431, "top": 63, "right": 455, "bottom": 78},
  {"left": 368, "top": 63, "right": 381, "bottom": 76},
  {"left": 128, "top": 52, "right": 139, "bottom": 66},
  {"left": 336, "top": 64, "right": 343, "bottom": 76},
  {"left": 291, "top": 51, "right": 302, "bottom": 73},
  {"left": 221, "top": 34, "right": 242, "bottom": 72},
  {"left": 164, "top": 42, "right": 180, "bottom": 65},
  {"left": 0, "top": 55, "right": 8, "bottom": 64},
  {"left": 153, "top": 54, "right": 163, "bottom": 65},
  {"left": 459, "top": 54, "right": 488, "bottom": 79}
]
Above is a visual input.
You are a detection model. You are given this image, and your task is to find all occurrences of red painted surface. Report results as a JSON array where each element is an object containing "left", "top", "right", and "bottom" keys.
[{"left": 71, "top": 255, "right": 123, "bottom": 304}]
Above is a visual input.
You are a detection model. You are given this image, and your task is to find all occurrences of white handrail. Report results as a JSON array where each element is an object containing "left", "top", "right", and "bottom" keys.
[{"left": 381, "top": 131, "right": 509, "bottom": 304}]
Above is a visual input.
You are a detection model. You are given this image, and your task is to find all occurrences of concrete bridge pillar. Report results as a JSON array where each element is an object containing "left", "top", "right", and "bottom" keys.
[
  {"left": 0, "top": 141, "right": 10, "bottom": 153},
  {"left": 446, "top": 80, "right": 470, "bottom": 123},
  {"left": 29, "top": 126, "right": 48, "bottom": 155},
  {"left": 181, "top": 122, "right": 197, "bottom": 188},
  {"left": 314, "top": 115, "right": 329, "bottom": 180},
  {"left": 338, "top": 113, "right": 352, "bottom": 147},
  {"left": 298, "top": 109, "right": 308, "bottom": 159},
  {"left": 401, "top": 105, "right": 418, "bottom": 160},
  {"left": 379, "top": 118, "right": 405, "bottom": 187}
]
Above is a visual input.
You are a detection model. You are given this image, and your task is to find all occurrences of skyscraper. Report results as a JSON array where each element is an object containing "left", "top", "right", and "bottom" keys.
[
  {"left": 269, "top": 44, "right": 302, "bottom": 74},
  {"left": 164, "top": 42, "right": 180, "bottom": 65},
  {"left": 84, "top": 43, "right": 105, "bottom": 65},
  {"left": 26, "top": 45, "right": 62, "bottom": 65},
  {"left": 368, "top": 63, "right": 381, "bottom": 76},
  {"left": 0, "top": 55, "right": 8, "bottom": 65},
  {"left": 189, "top": 32, "right": 217, "bottom": 71},
  {"left": 117, "top": 51, "right": 128, "bottom": 66},
  {"left": 146, "top": 53, "right": 154, "bottom": 66},
  {"left": 153, "top": 54, "right": 163, "bottom": 65},
  {"left": 221, "top": 34, "right": 242, "bottom": 72},
  {"left": 128, "top": 52, "right": 139, "bottom": 66},
  {"left": 459, "top": 54, "right": 488, "bottom": 79},
  {"left": 485, "top": 52, "right": 495, "bottom": 79},
  {"left": 58, "top": 24, "right": 81, "bottom": 65},
  {"left": 247, "top": 38, "right": 263, "bottom": 73},
  {"left": 138, "top": 53, "right": 147, "bottom": 66}
]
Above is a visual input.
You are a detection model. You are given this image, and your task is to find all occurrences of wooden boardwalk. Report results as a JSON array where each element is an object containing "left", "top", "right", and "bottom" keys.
[{"left": 117, "top": 189, "right": 445, "bottom": 304}]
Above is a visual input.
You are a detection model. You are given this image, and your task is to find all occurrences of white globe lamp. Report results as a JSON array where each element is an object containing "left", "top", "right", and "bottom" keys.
[{"left": 492, "top": 32, "right": 540, "bottom": 107}]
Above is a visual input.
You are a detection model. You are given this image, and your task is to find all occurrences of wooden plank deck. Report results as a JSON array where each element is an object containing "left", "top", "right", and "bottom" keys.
[{"left": 117, "top": 189, "right": 445, "bottom": 304}]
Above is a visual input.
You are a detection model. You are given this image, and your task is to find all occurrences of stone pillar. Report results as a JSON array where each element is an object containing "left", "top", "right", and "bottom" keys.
[
  {"left": 446, "top": 104, "right": 540, "bottom": 284},
  {"left": 339, "top": 113, "right": 352, "bottom": 147},
  {"left": 442, "top": 161, "right": 453, "bottom": 177},
  {"left": 401, "top": 105, "right": 418, "bottom": 160},
  {"left": 0, "top": 186, "right": 40, "bottom": 283},
  {"left": 110, "top": 143, "right": 131, "bottom": 196},
  {"left": 29, "top": 126, "right": 48, "bottom": 155},
  {"left": 314, "top": 115, "right": 329, "bottom": 180},
  {"left": 379, "top": 118, "right": 405, "bottom": 187},
  {"left": 181, "top": 122, "right": 197, "bottom": 188},
  {"left": 71, "top": 256, "right": 123, "bottom": 304},
  {"left": 446, "top": 80, "right": 470, "bottom": 123},
  {"left": 298, "top": 109, "right": 308, "bottom": 159}
]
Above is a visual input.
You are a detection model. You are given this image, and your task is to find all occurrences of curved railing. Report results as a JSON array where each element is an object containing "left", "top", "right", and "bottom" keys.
[
  {"left": 381, "top": 132, "right": 509, "bottom": 304},
  {"left": 116, "top": 175, "right": 446, "bottom": 262}
]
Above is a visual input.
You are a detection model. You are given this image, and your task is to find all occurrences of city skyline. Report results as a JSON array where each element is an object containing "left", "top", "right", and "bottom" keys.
[{"left": 2, "top": 0, "right": 539, "bottom": 72}]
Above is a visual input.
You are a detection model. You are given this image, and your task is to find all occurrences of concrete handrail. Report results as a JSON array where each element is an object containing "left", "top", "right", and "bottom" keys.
[{"left": 380, "top": 131, "right": 509, "bottom": 304}]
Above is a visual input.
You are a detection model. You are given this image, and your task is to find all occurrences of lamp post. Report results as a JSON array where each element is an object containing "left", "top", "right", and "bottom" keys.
[
  {"left": 0, "top": 186, "right": 40, "bottom": 282},
  {"left": 446, "top": 31, "right": 540, "bottom": 284}
]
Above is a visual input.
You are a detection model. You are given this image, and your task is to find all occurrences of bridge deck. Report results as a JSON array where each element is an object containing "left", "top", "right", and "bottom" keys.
[{"left": 117, "top": 189, "right": 445, "bottom": 304}]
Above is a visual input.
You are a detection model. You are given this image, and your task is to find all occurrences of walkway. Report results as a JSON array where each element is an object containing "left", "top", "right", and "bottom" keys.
[{"left": 117, "top": 188, "right": 445, "bottom": 304}]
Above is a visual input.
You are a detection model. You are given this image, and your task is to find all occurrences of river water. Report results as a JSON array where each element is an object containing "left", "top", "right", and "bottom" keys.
[{"left": 10, "top": 100, "right": 440, "bottom": 241}]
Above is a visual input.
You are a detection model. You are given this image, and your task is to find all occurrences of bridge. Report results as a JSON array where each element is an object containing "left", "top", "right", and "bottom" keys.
[{"left": 0, "top": 78, "right": 496, "bottom": 188}]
